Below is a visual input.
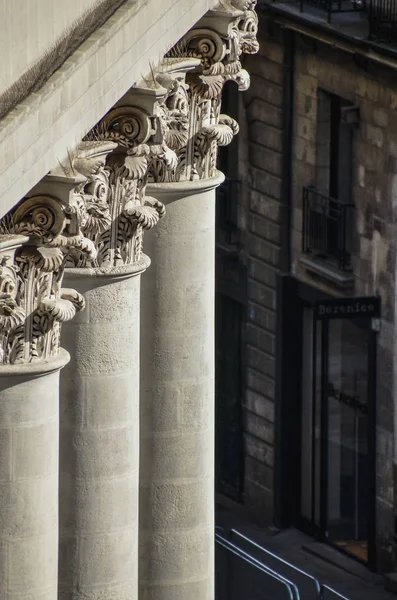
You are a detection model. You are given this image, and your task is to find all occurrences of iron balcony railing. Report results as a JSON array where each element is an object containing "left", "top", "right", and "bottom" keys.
[
  {"left": 302, "top": 186, "right": 354, "bottom": 272},
  {"left": 368, "top": 0, "right": 397, "bottom": 42},
  {"left": 299, "top": 0, "right": 362, "bottom": 22},
  {"left": 275, "top": 0, "right": 397, "bottom": 43}
]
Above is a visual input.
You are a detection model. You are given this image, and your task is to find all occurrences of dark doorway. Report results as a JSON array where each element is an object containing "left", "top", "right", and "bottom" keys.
[{"left": 275, "top": 277, "right": 378, "bottom": 568}]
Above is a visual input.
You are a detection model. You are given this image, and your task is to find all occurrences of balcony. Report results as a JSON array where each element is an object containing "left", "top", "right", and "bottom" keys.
[
  {"left": 302, "top": 186, "right": 354, "bottom": 273},
  {"left": 265, "top": 0, "right": 397, "bottom": 45},
  {"left": 368, "top": 0, "right": 397, "bottom": 42},
  {"left": 298, "top": 0, "right": 362, "bottom": 23}
]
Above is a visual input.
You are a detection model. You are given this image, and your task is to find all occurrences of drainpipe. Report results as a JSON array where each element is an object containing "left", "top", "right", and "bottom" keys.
[{"left": 274, "top": 26, "right": 296, "bottom": 529}]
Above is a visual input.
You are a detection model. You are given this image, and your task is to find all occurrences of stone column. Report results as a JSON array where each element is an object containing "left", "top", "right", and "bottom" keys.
[
  {"left": 0, "top": 177, "right": 87, "bottom": 600},
  {"left": 139, "top": 5, "right": 258, "bottom": 598},
  {"left": 58, "top": 89, "right": 169, "bottom": 599},
  {"left": 139, "top": 173, "right": 224, "bottom": 600},
  {"left": 59, "top": 257, "right": 149, "bottom": 600}
]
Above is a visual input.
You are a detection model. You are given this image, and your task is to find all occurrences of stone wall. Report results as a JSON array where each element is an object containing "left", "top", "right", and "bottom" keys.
[
  {"left": 238, "top": 22, "right": 285, "bottom": 524},
  {"left": 238, "top": 16, "right": 397, "bottom": 566},
  {"left": 290, "top": 37, "right": 397, "bottom": 569}
]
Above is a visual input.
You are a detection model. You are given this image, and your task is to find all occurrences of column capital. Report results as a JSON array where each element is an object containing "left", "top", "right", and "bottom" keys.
[
  {"left": 149, "top": 1, "right": 258, "bottom": 182},
  {"left": 0, "top": 176, "right": 90, "bottom": 364},
  {"left": 181, "top": 0, "right": 258, "bottom": 98},
  {"left": 52, "top": 140, "right": 116, "bottom": 268},
  {"left": 72, "top": 89, "right": 170, "bottom": 270},
  {"left": 147, "top": 57, "right": 239, "bottom": 182}
]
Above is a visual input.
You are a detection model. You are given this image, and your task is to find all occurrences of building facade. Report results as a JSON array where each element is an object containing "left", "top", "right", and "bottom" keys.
[
  {"left": 216, "top": 0, "right": 397, "bottom": 574},
  {"left": 0, "top": 1, "right": 259, "bottom": 599}
]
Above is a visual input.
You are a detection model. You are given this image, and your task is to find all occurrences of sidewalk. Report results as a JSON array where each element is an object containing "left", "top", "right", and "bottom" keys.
[{"left": 216, "top": 499, "right": 396, "bottom": 600}]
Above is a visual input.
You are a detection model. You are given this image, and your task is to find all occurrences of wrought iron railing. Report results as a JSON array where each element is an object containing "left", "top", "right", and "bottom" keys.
[
  {"left": 273, "top": 0, "right": 397, "bottom": 43},
  {"left": 368, "top": 0, "right": 397, "bottom": 43},
  {"left": 299, "top": 0, "right": 362, "bottom": 22},
  {"left": 302, "top": 186, "right": 354, "bottom": 272}
]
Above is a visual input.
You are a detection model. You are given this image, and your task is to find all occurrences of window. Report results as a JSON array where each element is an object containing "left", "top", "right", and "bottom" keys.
[
  {"left": 316, "top": 90, "right": 354, "bottom": 204},
  {"left": 302, "top": 91, "right": 356, "bottom": 272}
]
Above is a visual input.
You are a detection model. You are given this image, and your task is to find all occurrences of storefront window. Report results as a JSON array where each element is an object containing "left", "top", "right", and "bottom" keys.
[
  {"left": 326, "top": 318, "right": 369, "bottom": 561},
  {"left": 299, "top": 298, "right": 378, "bottom": 564}
]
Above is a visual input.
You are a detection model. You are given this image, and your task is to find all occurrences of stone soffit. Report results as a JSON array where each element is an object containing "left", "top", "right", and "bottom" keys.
[{"left": 0, "top": 0, "right": 219, "bottom": 220}]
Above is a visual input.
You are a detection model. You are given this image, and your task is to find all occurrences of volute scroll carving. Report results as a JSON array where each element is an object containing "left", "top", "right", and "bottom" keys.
[
  {"left": 0, "top": 186, "right": 89, "bottom": 365},
  {"left": 75, "top": 93, "right": 169, "bottom": 269},
  {"left": 0, "top": 0, "right": 258, "bottom": 361},
  {"left": 152, "top": 0, "right": 258, "bottom": 183}
]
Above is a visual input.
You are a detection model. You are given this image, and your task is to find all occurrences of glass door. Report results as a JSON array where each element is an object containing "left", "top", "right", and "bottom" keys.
[
  {"left": 325, "top": 318, "right": 370, "bottom": 562},
  {"left": 300, "top": 308, "right": 322, "bottom": 531},
  {"left": 298, "top": 301, "right": 377, "bottom": 566}
]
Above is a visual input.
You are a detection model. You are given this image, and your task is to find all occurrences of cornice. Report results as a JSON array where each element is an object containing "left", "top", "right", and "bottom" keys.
[{"left": 0, "top": 0, "right": 219, "bottom": 220}]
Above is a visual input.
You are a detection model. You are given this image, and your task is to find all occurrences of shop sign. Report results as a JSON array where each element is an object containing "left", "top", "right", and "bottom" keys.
[{"left": 315, "top": 296, "right": 380, "bottom": 320}]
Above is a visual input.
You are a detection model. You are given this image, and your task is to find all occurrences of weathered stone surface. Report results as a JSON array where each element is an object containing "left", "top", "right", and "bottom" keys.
[
  {"left": 0, "top": 352, "right": 69, "bottom": 600},
  {"left": 140, "top": 175, "right": 223, "bottom": 600},
  {"left": 0, "top": 0, "right": 220, "bottom": 218},
  {"left": 59, "top": 262, "right": 147, "bottom": 600},
  {"left": 236, "top": 15, "right": 397, "bottom": 563}
]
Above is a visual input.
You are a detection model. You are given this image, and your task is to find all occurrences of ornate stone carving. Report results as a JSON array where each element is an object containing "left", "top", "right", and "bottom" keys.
[
  {"left": 72, "top": 90, "right": 169, "bottom": 269},
  {"left": 148, "top": 58, "right": 198, "bottom": 183},
  {"left": 0, "top": 236, "right": 27, "bottom": 364},
  {"left": 0, "top": 179, "right": 88, "bottom": 364},
  {"left": 152, "top": 0, "right": 258, "bottom": 182},
  {"left": 53, "top": 141, "right": 115, "bottom": 268}
]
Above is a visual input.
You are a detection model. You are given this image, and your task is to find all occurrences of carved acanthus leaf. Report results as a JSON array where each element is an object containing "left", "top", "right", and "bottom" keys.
[
  {"left": 123, "top": 153, "right": 150, "bottom": 180},
  {"left": 124, "top": 196, "right": 165, "bottom": 230},
  {"left": 225, "top": 68, "right": 250, "bottom": 90},
  {"left": 60, "top": 288, "right": 86, "bottom": 311},
  {"left": 165, "top": 123, "right": 189, "bottom": 152},
  {"left": 155, "top": 0, "right": 257, "bottom": 182},
  {"left": 23, "top": 246, "right": 65, "bottom": 273},
  {"left": 198, "top": 114, "right": 239, "bottom": 150},
  {"left": 39, "top": 288, "right": 85, "bottom": 323},
  {"left": 157, "top": 146, "right": 178, "bottom": 171},
  {"left": 239, "top": 10, "right": 259, "bottom": 54},
  {"left": 188, "top": 73, "right": 225, "bottom": 100},
  {"left": 82, "top": 197, "right": 111, "bottom": 237},
  {"left": 77, "top": 93, "right": 174, "bottom": 268},
  {"left": 0, "top": 296, "right": 25, "bottom": 331}
]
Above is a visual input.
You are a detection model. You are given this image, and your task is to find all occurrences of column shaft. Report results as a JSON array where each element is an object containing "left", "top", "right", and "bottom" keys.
[
  {"left": 139, "top": 173, "right": 224, "bottom": 600},
  {"left": 59, "top": 259, "right": 148, "bottom": 600},
  {"left": 0, "top": 353, "right": 68, "bottom": 600}
]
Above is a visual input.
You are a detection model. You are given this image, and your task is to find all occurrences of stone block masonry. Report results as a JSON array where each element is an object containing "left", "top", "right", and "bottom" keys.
[
  {"left": 240, "top": 27, "right": 285, "bottom": 525},
  {"left": 237, "top": 17, "right": 397, "bottom": 563}
]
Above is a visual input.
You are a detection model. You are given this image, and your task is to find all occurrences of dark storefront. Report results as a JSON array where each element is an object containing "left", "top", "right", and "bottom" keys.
[{"left": 275, "top": 277, "right": 379, "bottom": 567}]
